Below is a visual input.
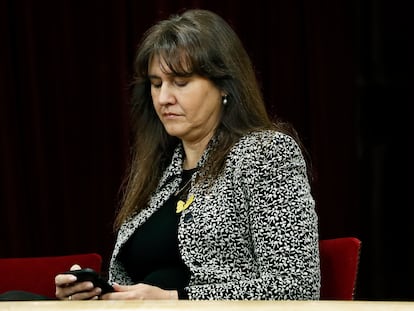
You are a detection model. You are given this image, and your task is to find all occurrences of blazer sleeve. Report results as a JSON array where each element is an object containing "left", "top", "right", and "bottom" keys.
[{"left": 186, "top": 132, "right": 320, "bottom": 299}]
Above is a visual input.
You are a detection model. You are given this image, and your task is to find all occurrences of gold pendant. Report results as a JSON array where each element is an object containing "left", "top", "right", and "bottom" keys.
[{"left": 176, "top": 194, "right": 194, "bottom": 213}]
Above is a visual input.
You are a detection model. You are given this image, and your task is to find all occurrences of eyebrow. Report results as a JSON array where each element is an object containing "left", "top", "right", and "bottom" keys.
[
  {"left": 148, "top": 73, "right": 191, "bottom": 80},
  {"left": 148, "top": 74, "right": 161, "bottom": 79}
]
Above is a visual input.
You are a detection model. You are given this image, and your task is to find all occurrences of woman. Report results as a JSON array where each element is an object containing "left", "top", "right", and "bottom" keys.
[{"left": 55, "top": 8, "right": 320, "bottom": 300}]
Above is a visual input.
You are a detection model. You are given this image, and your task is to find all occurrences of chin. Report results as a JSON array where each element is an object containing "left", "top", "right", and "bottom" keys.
[
  {"left": 163, "top": 125, "right": 182, "bottom": 136},
  {"left": 165, "top": 129, "right": 183, "bottom": 138}
]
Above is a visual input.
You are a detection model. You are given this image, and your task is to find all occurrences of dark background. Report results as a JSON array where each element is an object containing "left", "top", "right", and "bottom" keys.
[{"left": 1, "top": 0, "right": 413, "bottom": 301}]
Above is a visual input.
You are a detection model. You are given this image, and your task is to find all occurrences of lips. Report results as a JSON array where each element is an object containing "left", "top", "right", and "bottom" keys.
[
  {"left": 162, "top": 112, "right": 181, "bottom": 119},
  {"left": 164, "top": 112, "right": 178, "bottom": 116}
]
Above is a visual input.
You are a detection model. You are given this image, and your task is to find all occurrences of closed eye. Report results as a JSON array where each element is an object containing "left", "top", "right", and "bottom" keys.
[
  {"left": 149, "top": 77, "right": 162, "bottom": 88},
  {"left": 174, "top": 79, "right": 189, "bottom": 87},
  {"left": 151, "top": 82, "right": 162, "bottom": 88},
  {"left": 148, "top": 75, "right": 190, "bottom": 88}
]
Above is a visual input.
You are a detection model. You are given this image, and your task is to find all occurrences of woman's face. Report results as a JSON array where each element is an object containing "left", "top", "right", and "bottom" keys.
[{"left": 149, "top": 55, "right": 223, "bottom": 144}]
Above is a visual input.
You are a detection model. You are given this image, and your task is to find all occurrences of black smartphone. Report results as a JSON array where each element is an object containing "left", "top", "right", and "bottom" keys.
[{"left": 62, "top": 268, "right": 114, "bottom": 294}]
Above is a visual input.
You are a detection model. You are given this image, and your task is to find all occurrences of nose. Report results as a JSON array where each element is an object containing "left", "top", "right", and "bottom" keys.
[{"left": 157, "top": 83, "right": 175, "bottom": 105}]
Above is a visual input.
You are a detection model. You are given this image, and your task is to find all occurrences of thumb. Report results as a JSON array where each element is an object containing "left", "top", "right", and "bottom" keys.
[{"left": 70, "top": 264, "right": 82, "bottom": 271}]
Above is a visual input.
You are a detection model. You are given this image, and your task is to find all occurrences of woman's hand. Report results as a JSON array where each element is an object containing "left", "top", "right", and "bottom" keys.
[
  {"left": 101, "top": 283, "right": 178, "bottom": 300},
  {"left": 55, "top": 264, "right": 102, "bottom": 300}
]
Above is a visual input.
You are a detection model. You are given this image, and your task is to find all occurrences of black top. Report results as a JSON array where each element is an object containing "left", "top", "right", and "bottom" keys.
[{"left": 118, "top": 169, "right": 196, "bottom": 293}]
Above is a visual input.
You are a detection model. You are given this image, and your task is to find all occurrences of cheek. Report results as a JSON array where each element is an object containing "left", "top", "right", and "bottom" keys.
[
  {"left": 151, "top": 99, "right": 162, "bottom": 118},
  {"left": 150, "top": 89, "right": 156, "bottom": 104},
  {"left": 153, "top": 104, "right": 162, "bottom": 118},
  {"left": 150, "top": 92, "right": 159, "bottom": 110}
]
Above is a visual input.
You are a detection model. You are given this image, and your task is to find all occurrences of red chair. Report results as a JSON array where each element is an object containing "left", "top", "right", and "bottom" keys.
[
  {"left": 0, "top": 253, "right": 102, "bottom": 298},
  {"left": 319, "top": 237, "right": 361, "bottom": 300}
]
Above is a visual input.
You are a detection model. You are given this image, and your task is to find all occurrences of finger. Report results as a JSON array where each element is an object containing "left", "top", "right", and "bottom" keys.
[
  {"left": 56, "top": 280, "right": 96, "bottom": 299},
  {"left": 55, "top": 273, "right": 77, "bottom": 287},
  {"left": 74, "top": 287, "right": 102, "bottom": 300},
  {"left": 100, "top": 291, "right": 130, "bottom": 300},
  {"left": 56, "top": 285, "right": 74, "bottom": 300},
  {"left": 111, "top": 283, "right": 128, "bottom": 292},
  {"left": 55, "top": 280, "right": 78, "bottom": 300},
  {"left": 70, "top": 264, "right": 82, "bottom": 271}
]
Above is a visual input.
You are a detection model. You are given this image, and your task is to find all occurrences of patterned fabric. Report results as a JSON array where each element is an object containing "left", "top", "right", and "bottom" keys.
[{"left": 109, "top": 130, "right": 320, "bottom": 300}]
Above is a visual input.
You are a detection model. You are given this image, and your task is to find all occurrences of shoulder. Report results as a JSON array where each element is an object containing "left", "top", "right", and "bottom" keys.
[
  {"left": 223, "top": 130, "right": 307, "bottom": 175},
  {"left": 232, "top": 130, "right": 302, "bottom": 158}
]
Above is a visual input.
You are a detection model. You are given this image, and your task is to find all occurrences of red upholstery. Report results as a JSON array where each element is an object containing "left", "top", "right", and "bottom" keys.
[
  {"left": 0, "top": 253, "right": 102, "bottom": 298},
  {"left": 319, "top": 237, "right": 361, "bottom": 300}
]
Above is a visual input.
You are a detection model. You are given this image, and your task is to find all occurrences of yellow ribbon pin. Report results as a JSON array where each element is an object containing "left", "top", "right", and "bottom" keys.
[{"left": 176, "top": 194, "right": 194, "bottom": 213}]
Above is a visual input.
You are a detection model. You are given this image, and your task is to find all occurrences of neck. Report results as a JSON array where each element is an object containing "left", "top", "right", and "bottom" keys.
[
  {"left": 182, "top": 136, "right": 211, "bottom": 170},
  {"left": 182, "top": 148, "right": 202, "bottom": 170}
]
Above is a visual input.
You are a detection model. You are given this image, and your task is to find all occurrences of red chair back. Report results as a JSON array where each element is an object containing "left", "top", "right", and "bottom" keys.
[
  {"left": 0, "top": 253, "right": 102, "bottom": 298},
  {"left": 319, "top": 237, "right": 361, "bottom": 300}
]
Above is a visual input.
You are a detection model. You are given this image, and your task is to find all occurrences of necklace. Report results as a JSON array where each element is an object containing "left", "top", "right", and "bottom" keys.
[
  {"left": 174, "top": 168, "right": 198, "bottom": 197},
  {"left": 174, "top": 177, "right": 192, "bottom": 197}
]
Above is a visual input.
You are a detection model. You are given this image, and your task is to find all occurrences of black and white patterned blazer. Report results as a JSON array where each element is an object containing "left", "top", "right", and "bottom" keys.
[{"left": 109, "top": 130, "right": 320, "bottom": 300}]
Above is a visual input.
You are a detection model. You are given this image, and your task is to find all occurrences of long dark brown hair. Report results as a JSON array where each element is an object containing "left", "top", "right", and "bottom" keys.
[{"left": 114, "top": 9, "right": 306, "bottom": 230}]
